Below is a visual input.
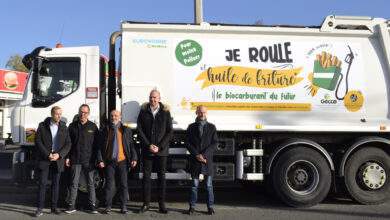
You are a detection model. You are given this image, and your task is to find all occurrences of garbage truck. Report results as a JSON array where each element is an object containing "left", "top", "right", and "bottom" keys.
[{"left": 10, "top": 15, "right": 390, "bottom": 207}]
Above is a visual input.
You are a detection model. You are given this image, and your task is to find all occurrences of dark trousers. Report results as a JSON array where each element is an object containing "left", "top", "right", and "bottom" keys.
[
  {"left": 104, "top": 161, "right": 128, "bottom": 208},
  {"left": 142, "top": 156, "right": 167, "bottom": 206},
  {"left": 36, "top": 162, "right": 61, "bottom": 210},
  {"left": 68, "top": 164, "right": 96, "bottom": 208}
]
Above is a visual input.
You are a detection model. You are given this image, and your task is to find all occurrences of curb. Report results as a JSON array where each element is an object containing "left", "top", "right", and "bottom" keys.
[{"left": 0, "top": 183, "right": 37, "bottom": 194}]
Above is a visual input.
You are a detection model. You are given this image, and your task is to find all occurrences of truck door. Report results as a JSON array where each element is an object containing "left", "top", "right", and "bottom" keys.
[{"left": 15, "top": 46, "right": 100, "bottom": 145}]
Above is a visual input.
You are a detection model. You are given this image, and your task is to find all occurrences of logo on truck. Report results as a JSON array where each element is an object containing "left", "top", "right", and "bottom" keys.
[
  {"left": 320, "top": 94, "right": 337, "bottom": 104},
  {"left": 175, "top": 40, "right": 202, "bottom": 66},
  {"left": 132, "top": 38, "right": 167, "bottom": 48}
]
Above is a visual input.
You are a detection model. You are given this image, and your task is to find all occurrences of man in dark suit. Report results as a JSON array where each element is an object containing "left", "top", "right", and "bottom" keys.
[
  {"left": 186, "top": 105, "right": 218, "bottom": 215},
  {"left": 97, "top": 110, "right": 138, "bottom": 214},
  {"left": 137, "top": 89, "right": 173, "bottom": 214},
  {"left": 34, "top": 106, "right": 71, "bottom": 217}
]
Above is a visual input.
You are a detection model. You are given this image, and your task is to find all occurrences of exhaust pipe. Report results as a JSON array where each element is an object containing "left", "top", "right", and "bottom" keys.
[
  {"left": 108, "top": 31, "right": 121, "bottom": 114},
  {"left": 194, "top": 0, "right": 203, "bottom": 24}
]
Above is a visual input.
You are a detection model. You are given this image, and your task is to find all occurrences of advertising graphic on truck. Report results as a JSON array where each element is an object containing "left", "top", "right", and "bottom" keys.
[{"left": 171, "top": 39, "right": 364, "bottom": 113}]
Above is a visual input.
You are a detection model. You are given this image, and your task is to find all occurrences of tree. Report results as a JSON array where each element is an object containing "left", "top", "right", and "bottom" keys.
[
  {"left": 5, "top": 54, "right": 28, "bottom": 72},
  {"left": 254, "top": 19, "right": 264, "bottom": 26}
]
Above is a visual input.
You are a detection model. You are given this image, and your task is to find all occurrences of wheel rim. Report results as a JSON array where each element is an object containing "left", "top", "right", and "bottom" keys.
[
  {"left": 285, "top": 160, "right": 320, "bottom": 195},
  {"left": 359, "top": 162, "right": 387, "bottom": 190}
]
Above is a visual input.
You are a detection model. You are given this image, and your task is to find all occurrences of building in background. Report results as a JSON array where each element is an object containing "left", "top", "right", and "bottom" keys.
[{"left": 0, "top": 69, "right": 28, "bottom": 139}]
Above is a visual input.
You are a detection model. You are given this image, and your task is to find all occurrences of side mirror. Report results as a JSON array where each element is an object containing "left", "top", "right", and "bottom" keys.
[
  {"left": 31, "top": 57, "right": 44, "bottom": 94},
  {"left": 22, "top": 46, "right": 49, "bottom": 70}
]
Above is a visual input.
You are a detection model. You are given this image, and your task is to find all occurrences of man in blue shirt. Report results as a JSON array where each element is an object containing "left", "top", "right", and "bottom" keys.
[{"left": 34, "top": 106, "right": 71, "bottom": 217}]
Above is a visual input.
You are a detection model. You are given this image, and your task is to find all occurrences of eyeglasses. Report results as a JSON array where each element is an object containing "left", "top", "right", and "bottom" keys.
[{"left": 80, "top": 111, "right": 89, "bottom": 114}]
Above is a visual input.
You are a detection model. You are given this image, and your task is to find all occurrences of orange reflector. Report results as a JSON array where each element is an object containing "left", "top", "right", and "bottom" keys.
[{"left": 380, "top": 125, "right": 386, "bottom": 131}]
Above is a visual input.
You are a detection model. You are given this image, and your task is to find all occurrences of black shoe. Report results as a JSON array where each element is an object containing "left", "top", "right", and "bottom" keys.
[
  {"left": 51, "top": 208, "right": 61, "bottom": 215},
  {"left": 120, "top": 207, "right": 128, "bottom": 214},
  {"left": 89, "top": 205, "right": 98, "bottom": 214},
  {"left": 139, "top": 205, "right": 149, "bottom": 213},
  {"left": 208, "top": 207, "right": 215, "bottom": 215},
  {"left": 64, "top": 206, "right": 76, "bottom": 214},
  {"left": 159, "top": 207, "right": 168, "bottom": 214},
  {"left": 34, "top": 209, "right": 43, "bottom": 217},
  {"left": 188, "top": 207, "right": 195, "bottom": 215},
  {"left": 103, "top": 207, "right": 111, "bottom": 214}
]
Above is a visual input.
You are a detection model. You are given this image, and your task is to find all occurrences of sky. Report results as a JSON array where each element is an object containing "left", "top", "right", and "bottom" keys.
[{"left": 0, "top": 0, "right": 389, "bottom": 68}]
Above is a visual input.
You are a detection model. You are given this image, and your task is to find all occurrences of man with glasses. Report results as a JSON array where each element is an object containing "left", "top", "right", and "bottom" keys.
[{"left": 65, "top": 104, "right": 99, "bottom": 214}]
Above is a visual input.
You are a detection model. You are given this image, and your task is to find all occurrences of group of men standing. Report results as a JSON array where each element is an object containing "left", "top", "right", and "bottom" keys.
[{"left": 33, "top": 89, "right": 218, "bottom": 217}]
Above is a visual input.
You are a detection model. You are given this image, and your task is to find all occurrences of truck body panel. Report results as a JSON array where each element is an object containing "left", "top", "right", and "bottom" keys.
[{"left": 120, "top": 21, "right": 390, "bottom": 132}]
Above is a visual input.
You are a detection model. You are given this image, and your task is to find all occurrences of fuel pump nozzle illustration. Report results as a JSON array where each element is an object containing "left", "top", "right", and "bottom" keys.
[
  {"left": 307, "top": 45, "right": 354, "bottom": 98},
  {"left": 335, "top": 45, "right": 354, "bottom": 100}
]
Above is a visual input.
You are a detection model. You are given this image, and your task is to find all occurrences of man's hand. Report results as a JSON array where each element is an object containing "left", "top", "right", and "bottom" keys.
[
  {"left": 52, "top": 153, "right": 60, "bottom": 161},
  {"left": 196, "top": 154, "right": 207, "bottom": 164},
  {"left": 196, "top": 154, "right": 204, "bottom": 162},
  {"left": 196, "top": 154, "right": 203, "bottom": 162},
  {"left": 149, "top": 144, "right": 154, "bottom": 152},
  {"left": 98, "top": 162, "right": 105, "bottom": 168},
  {"left": 65, "top": 158, "right": 70, "bottom": 167},
  {"left": 131, "top": 160, "right": 137, "bottom": 168},
  {"left": 149, "top": 144, "right": 159, "bottom": 153},
  {"left": 49, "top": 153, "right": 60, "bottom": 161}
]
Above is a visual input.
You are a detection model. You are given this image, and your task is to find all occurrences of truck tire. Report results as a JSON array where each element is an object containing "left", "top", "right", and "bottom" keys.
[
  {"left": 272, "top": 147, "right": 331, "bottom": 207},
  {"left": 344, "top": 147, "right": 389, "bottom": 204}
]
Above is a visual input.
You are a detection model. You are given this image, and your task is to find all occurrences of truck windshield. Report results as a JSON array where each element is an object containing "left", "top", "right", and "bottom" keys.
[{"left": 32, "top": 58, "right": 80, "bottom": 107}]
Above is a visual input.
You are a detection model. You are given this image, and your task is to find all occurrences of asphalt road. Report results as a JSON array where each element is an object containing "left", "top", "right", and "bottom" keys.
[{"left": 0, "top": 185, "right": 389, "bottom": 220}]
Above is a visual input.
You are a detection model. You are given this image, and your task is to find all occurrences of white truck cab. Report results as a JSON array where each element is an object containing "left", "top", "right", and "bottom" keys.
[{"left": 12, "top": 46, "right": 101, "bottom": 144}]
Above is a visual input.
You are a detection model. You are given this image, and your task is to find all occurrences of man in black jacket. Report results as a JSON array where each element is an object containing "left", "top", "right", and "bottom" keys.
[
  {"left": 137, "top": 89, "right": 173, "bottom": 214},
  {"left": 65, "top": 104, "right": 99, "bottom": 214},
  {"left": 34, "top": 106, "right": 71, "bottom": 217},
  {"left": 186, "top": 105, "right": 218, "bottom": 215},
  {"left": 97, "top": 110, "right": 138, "bottom": 214}
]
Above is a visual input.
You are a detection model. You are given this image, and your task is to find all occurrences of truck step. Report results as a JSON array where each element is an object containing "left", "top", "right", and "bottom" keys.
[
  {"left": 243, "top": 149, "right": 264, "bottom": 156},
  {"left": 243, "top": 173, "right": 264, "bottom": 180},
  {"left": 136, "top": 172, "right": 191, "bottom": 180}
]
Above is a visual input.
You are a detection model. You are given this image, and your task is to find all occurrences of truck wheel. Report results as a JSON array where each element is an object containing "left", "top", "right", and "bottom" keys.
[
  {"left": 344, "top": 147, "right": 389, "bottom": 204},
  {"left": 272, "top": 147, "right": 331, "bottom": 207}
]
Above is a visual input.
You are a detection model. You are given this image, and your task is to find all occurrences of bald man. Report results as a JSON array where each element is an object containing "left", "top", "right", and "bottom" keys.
[
  {"left": 137, "top": 89, "right": 173, "bottom": 214},
  {"left": 186, "top": 106, "right": 218, "bottom": 215},
  {"left": 97, "top": 110, "right": 138, "bottom": 214}
]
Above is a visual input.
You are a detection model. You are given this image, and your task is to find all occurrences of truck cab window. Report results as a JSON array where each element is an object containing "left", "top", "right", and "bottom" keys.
[{"left": 32, "top": 58, "right": 80, "bottom": 107}]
